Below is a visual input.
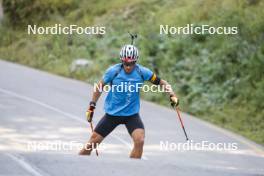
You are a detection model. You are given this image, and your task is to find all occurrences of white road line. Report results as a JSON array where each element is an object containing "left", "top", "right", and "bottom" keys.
[
  {"left": 0, "top": 88, "right": 148, "bottom": 160},
  {"left": 186, "top": 113, "right": 264, "bottom": 156},
  {"left": 5, "top": 153, "right": 45, "bottom": 176}
]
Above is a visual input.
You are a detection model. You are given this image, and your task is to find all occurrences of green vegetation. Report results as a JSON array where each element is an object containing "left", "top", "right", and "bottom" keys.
[{"left": 0, "top": 0, "right": 263, "bottom": 144}]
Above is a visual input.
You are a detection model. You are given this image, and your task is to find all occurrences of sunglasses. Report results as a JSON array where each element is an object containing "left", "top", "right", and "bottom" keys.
[{"left": 122, "top": 61, "right": 136, "bottom": 67}]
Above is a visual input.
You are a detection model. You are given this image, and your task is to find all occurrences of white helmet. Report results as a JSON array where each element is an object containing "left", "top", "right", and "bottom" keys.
[{"left": 120, "top": 44, "right": 139, "bottom": 62}]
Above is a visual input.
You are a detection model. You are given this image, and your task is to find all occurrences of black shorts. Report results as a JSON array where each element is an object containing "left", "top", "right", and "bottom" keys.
[{"left": 94, "top": 113, "right": 144, "bottom": 138}]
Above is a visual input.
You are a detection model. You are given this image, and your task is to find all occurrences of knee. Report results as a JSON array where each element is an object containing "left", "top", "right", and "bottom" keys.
[
  {"left": 91, "top": 132, "right": 99, "bottom": 139},
  {"left": 134, "top": 136, "right": 144, "bottom": 147},
  {"left": 90, "top": 132, "right": 103, "bottom": 143}
]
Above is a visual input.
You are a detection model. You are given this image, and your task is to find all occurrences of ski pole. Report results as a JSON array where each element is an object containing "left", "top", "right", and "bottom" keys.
[
  {"left": 89, "top": 121, "right": 99, "bottom": 156},
  {"left": 128, "top": 32, "right": 137, "bottom": 45},
  {"left": 174, "top": 107, "right": 189, "bottom": 141}
]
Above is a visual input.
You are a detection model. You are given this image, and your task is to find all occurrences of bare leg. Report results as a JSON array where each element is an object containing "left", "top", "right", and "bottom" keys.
[
  {"left": 129, "top": 129, "right": 145, "bottom": 159},
  {"left": 79, "top": 131, "right": 104, "bottom": 155}
]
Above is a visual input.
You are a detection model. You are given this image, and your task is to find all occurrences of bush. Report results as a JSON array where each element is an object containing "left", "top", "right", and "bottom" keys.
[{"left": 2, "top": 0, "right": 77, "bottom": 26}]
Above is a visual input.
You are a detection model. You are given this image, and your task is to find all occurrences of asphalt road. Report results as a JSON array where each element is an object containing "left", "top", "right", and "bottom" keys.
[{"left": 0, "top": 60, "right": 264, "bottom": 176}]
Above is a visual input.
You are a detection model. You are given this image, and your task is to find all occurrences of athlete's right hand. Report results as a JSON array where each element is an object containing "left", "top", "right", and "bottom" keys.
[{"left": 86, "top": 101, "right": 96, "bottom": 122}]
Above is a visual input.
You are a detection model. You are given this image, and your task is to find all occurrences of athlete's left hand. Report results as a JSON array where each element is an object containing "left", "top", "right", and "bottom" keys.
[{"left": 170, "top": 95, "right": 179, "bottom": 107}]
